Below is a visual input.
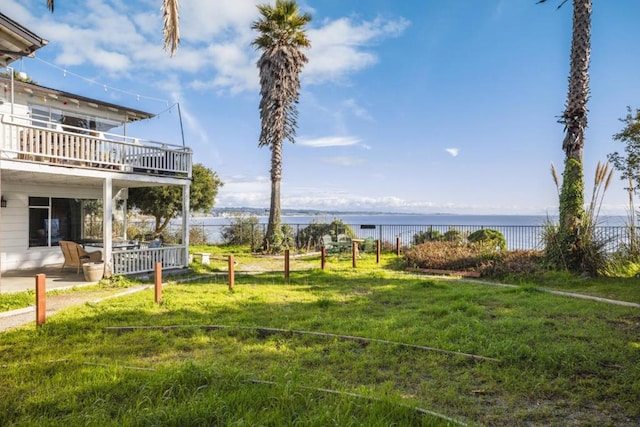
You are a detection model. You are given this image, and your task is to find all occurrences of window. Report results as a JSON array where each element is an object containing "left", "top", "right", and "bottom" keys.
[
  {"left": 30, "top": 106, "right": 121, "bottom": 133},
  {"left": 28, "top": 197, "right": 102, "bottom": 248}
]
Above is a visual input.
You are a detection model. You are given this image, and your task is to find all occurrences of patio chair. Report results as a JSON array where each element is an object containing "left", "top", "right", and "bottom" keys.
[
  {"left": 320, "top": 234, "right": 338, "bottom": 253},
  {"left": 59, "top": 240, "right": 103, "bottom": 274}
]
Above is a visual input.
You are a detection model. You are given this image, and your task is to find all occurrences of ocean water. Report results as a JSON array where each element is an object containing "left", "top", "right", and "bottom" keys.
[
  {"left": 183, "top": 213, "right": 629, "bottom": 250},
  {"left": 190, "top": 213, "right": 628, "bottom": 227}
]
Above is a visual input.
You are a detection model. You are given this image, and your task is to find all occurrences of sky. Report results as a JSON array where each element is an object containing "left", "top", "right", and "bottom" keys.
[{"left": 3, "top": 0, "right": 640, "bottom": 215}]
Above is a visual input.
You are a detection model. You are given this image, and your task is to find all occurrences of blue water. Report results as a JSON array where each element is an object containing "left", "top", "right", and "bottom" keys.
[{"left": 190, "top": 213, "right": 628, "bottom": 227}]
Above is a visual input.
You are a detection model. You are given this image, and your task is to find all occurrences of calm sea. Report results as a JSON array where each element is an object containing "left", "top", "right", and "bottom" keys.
[{"left": 190, "top": 213, "right": 628, "bottom": 227}]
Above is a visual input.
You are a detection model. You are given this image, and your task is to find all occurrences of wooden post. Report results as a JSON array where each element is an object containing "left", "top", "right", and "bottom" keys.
[
  {"left": 352, "top": 241, "right": 358, "bottom": 268},
  {"left": 376, "top": 239, "right": 381, "bottom": 264},
  {"left": 154, "top": 262, "right": 162, "bottom": 304},
  {"left": 321, "top": 246, "right": 326, "bottom": 270},
  {"left": 228, "top": 255, "right": 235, "bottom": 290},
  {"left": 396, "top": 237, "right": 401, "bottom": 256},
  {"left": 284, "top": 249, "right": 290, "bottom": 282},
  {"left": 36, "top": 274, "right": 46, "bottom": 327}
]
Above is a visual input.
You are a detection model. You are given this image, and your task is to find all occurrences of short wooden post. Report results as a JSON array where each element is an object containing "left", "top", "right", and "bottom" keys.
[
  {"left": 396, "top": 237, "right": 401, "bottom": 256},
  {"left": 154, "top": 262, "right": 162, "bottom": 304},
  {"left": 321, "top": 246, "right": 326, "bottom": 270},
  {"left": 352, "top": 241, "right": 358, "bottom": 268},
  {"left": 376, "top": 239, "right": 381, "bottom": 264},
  {"left": 36, "top": 274, "right": 46, "bottom": 327},
  {"left": 228, "top": 255, "right": 235, "bottom": 290},
  {"left": 284, "top": 249, "right": 290, "bottom": 281}
]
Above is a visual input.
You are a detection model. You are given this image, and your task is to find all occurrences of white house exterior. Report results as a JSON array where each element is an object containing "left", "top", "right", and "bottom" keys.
[{"left": 0, "top": 13, "right": 192, "bottom": 278}]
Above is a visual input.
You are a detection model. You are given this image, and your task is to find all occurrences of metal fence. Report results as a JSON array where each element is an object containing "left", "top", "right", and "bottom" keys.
[{"left": 153, "top": 222, "right": 634, "bottom": 253}]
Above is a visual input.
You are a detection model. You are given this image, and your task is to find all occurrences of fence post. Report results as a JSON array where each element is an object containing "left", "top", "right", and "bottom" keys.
[
  {"left": 154, "top": 262, "right": 162, "bottom": 304},
  {"left": 376, "top": 239, "right": 381, "bottom": 264},
  {"left": 352, "top": 241, "right": 357, "bottom": 268},
  {"left": 228, "top": 255, "right": 235, "bottom": 290},
  {"left": 36, "top": 273, "right": 46, "bottom": 327},
  {"left": 284, "top": 249, "right": 290, "bottom": 282},
  {"left": 396, "top": 236, "right": 401, "bottom": 256},
  {"left": 321, "top": 246, "right": 326, "bottom": 270}
]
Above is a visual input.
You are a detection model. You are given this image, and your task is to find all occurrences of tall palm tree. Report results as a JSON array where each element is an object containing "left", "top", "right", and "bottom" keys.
[
  {"left": 252, "top": 0, "right": 311, "bottom": 252},
  {"left": 46, "top": 0, "right": 180, "bottom": 56},
  {"left": 539, "top": 0, "right": 591, "bottom": 271}
]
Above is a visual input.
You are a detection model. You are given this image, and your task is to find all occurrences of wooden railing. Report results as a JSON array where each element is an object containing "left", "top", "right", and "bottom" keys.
[
  {"left": 112, "top": 246, "right": 187, "bottom": 275},
  {"left": 0, "top": 114, "right": 192, "bottom": 178}
]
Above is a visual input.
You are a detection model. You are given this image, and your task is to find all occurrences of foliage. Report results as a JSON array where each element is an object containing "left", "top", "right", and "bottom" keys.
[
  {"left": 412, "top": 228, "right": 442, "bottom": 244},
  {"left": 252, "top": 0, "right": 311, "bottom": 248},
  {"left": 467, "top": 228, "right": 507, "bottom": 251},
  {"left": 608, "top": 106, "right": 640, "bottom": 194},
  {"left": 220, "top": 215, "right": 264, "bottom": 249},
  {"left": 161, "top": 224, "right": 208, "bottom": 245},
  {"left": 128, "top": 164, "right": 222, "bottom": 233},
  {"left": 404, "top": 241, "right": 495, "bottom": 272},
  {"left": 477, "top": 250, "right": 547, "bottom": 279},
  {"left": 546, "top": 161, "right": 613, "bottom": 276},
  {"left": 608, "top": 106, "right": 640, "bottom": 256},
  {"left": 296, "top": 219, "right": 355, "bottom": 250}
]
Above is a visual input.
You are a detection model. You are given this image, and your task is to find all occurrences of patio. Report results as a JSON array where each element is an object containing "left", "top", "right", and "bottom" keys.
[{"left": 0, "top": 265, "right": 97, "bottom": 294}]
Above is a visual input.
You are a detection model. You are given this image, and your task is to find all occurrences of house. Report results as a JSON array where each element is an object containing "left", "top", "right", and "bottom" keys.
[{"left": 0, "top": 13, "right": 192, "bottom": 278}]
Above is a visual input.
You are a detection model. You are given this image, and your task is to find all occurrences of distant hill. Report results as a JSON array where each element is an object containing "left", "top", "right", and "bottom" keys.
[{"left": 210, "top": 207, "right": 412, "bottom": 217}]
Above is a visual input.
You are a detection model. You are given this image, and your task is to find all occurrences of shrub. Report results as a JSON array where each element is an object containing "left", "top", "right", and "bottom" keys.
[
  {"left": 404, "top": 241, "right": 493, "bottom": 272},
  {"left": 405, "top": 242, "right": 546, "bottom": 278},
  {"left": 221, "top": 215, "right": 264, "bottom": 249},
  {"left": 443, "top": 228, "right": 465, "bottom": 243},
  {"left": 468, "top": 229, "right": 507, "bottom": 251},
  {"left": 297, "top": 219, "right": 355, "bottom": 250},
  {"left": 477, "top": 250, "right": 546, "bottom": 279},
  {"left": 412, "top": 228, "right": 443, "bottom": 244}
]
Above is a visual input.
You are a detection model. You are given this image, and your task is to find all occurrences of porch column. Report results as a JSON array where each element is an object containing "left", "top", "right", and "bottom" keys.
[
  {"left": 182, "top": 182, "right": 190, "bottom": 266},
  {"left": 103, "top": 177, "right": 113, "bottom": 277}
]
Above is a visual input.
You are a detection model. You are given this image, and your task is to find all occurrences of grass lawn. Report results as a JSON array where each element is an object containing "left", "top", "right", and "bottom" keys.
[{"left": 1, "top": 253, "right": 639, "bottom": 425}]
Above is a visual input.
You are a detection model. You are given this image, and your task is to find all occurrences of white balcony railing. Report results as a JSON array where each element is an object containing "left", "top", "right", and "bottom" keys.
[
  {"left": 0, "top": 114, "right": 192, "bottom": 178},
  {"left": 112, "top": 246, "right": 186, "bottom": 275}
]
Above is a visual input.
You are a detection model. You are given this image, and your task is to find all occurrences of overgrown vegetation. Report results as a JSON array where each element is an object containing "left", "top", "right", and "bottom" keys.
[{"left": 295, "top": 219, "right": 355, "bottom": 251}]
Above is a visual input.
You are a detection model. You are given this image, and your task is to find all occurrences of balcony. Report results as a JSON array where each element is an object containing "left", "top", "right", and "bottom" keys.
[{"left": 0, "top": 113, "right": 192, "bottom": 178}]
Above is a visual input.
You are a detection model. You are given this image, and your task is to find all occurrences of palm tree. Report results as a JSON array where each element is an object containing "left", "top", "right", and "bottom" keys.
[
  {"left": 46, "top": 0, "right": 180, "bottom": 56},
  {"left": 539, "top": 0, "right": 591, "bottom": 271},
  {"left": 252, "top": 0, "right": 311, "bottom": 252}
]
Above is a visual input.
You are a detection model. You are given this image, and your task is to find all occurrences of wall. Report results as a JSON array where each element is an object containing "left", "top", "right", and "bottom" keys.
[{"left": 0, "top": 182, "right": 102, "bottom": 272}]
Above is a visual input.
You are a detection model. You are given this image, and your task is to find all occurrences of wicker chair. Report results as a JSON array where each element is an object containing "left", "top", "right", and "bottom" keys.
[{"left": 59, "top": 240, "right": 102, "bottom": 274}]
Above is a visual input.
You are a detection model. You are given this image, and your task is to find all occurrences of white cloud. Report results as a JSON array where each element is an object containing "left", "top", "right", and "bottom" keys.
[
  {"left": 298, "top": 136, "right": 362, "bottom": 148},
  {"left": 304, "top": 16, "right": 410, "bottom": 84},
  {"left": 445, "top": 148, "right": 459, "bottom": 157},
  {"left": 321, "top": 156, "right": 365, "bottom": 167}
]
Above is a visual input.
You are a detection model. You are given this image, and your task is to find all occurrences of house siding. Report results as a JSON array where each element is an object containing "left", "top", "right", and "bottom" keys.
[{"left": 1, "top": 182, "right": 102, "bottom": 271}]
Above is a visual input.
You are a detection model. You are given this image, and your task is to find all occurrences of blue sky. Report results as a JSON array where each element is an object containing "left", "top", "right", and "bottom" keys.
[{"left": 3, "top": 0, "right": 640, "bottom": 215}]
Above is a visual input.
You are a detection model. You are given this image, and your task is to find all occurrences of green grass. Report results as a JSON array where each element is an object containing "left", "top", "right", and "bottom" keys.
[{"left": 1, "top": 253, "right": 640, "bottom": 425}]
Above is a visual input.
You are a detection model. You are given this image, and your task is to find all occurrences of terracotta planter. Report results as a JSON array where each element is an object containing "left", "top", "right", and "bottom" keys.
[{"left": 83, "top": 261, "right": 104, "bottom": 282}]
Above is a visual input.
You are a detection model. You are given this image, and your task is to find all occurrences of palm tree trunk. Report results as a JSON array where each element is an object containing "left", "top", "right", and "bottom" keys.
[
  {"left": 264, "top": 140, "right": 283, "bottom": 251},
  {"left": 558, "top": 0, "right": 591, "bottom": 271}
]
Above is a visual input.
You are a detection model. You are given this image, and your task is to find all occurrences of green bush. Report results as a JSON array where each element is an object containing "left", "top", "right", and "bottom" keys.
[
  {"left": 468, "top": 229, "right": 507, "bottom": 251},
  {"left": 221, "top": 215, "right": 264, "bottom": 248},
  {"left": 412, "top": 228, "right": 442, "bottom": 244},
  {"left": 296, "top": 219, "right": 355, "bottom": 250}
]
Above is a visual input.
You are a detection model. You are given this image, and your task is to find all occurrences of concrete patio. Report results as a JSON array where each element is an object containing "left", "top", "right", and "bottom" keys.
[{"left": 0, "top": 264, "right": 99, "bottom": 294}]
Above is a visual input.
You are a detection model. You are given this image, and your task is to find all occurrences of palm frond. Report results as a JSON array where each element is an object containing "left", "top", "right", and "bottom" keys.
[{"left": 162, "top": 0, "right": 180, "bottom": 57}]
